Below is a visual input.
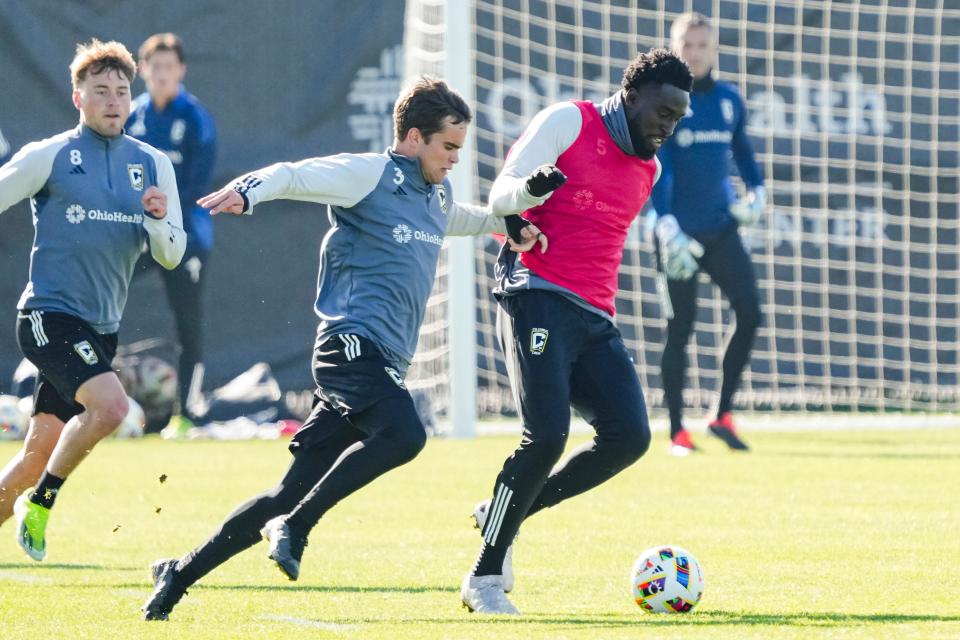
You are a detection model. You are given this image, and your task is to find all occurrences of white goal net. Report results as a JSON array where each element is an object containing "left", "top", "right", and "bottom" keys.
[{"left": 404, "top": 0, "right": 960, "bottom": 427}]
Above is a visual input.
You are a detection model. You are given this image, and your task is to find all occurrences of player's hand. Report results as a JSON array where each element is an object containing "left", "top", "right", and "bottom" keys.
[
  {"left": 142, "top": 186, "right": 167, "bottom": 219},
  {"left": 507, "top": 220, "right": 548, "bottom": 253},
  {"left": 525, "top": 165, "right": 567, "bottom": 198},
  {"left": 730, "top": 185, "right": 766, "bottom": 227},
  {"left": 655, "top": 214, "right": 703, "bottom": 280},
  {"left": 197, "top": 186, "right": 247, "bottom": 215}
]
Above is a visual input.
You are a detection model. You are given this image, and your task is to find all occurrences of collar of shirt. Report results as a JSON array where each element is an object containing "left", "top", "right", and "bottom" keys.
[
  {"left": 78, "top": 123, "right": 126, "bottom": 150},
  {"left": 386, "top": 148, "right": 434, "bottom": 195},
  {"left": 598, "top": 91, "right": 637, "bottom": 156},
  {"left": 692, "top": 73, "right": 717, "bottom": 94}
]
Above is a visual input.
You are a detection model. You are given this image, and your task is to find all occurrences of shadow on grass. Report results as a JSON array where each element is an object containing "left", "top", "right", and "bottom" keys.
[
  {"left": 761, "top": 451, "right": 960, "bottom": 461},
  {"left": 0, "top": 563, "right": 120, "bottom": 571},
  {"left": 336, "top": 610, "right": 960, "bottom": 628},
  {"left": 194, "top": 583, "right": 459, "bottom": 594}
]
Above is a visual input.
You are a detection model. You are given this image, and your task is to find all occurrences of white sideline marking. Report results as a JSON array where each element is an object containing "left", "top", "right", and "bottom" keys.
[
  {"left": 453, "top": 414, "right": 960, "bottom": 436},
  {"left": 0, "top": 571, "right": 53, "bottom": 584},
  {"left": 261, "top": 614, "right": 356, "bottom": 632}
]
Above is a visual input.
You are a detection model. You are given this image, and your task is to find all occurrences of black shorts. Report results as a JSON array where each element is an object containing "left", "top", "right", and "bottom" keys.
[
  {"left": 290, "top": 333, "right": 412, "bottom": 451},
  {"left": 16, "top": 310, "right": 119, "bottom": 422}
]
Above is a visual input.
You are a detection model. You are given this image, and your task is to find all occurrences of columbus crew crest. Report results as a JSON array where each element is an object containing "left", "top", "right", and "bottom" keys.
[
  {"left": 529, "top": 328, "right": 549, "bottom": 355},
  {"left": 127, "top": 164, "right": 144, "bottom": 191},
  {"left": 437, "top": 185, "right": 447, "bottom": 213}
]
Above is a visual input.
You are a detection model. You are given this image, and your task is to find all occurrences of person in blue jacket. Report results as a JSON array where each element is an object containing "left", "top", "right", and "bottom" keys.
[
  {"left": 650, "top": 12, "right": 766, "bottom": 455},
  {"left": 127, "top": 33, "right": 216, "bottom": 435}
]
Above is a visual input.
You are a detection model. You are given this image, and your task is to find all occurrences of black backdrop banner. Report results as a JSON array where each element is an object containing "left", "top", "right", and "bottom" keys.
[{"left": 0, "top": 1, "right": 406, "bottom": 392}]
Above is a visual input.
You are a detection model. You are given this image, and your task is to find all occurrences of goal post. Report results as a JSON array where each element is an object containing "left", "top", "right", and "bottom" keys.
[{"left": 404, "top": 0, "right": 960, "bottom": 430}]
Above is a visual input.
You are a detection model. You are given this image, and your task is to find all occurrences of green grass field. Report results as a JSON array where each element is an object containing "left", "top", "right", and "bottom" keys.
[{"left": 0, "top": 428, "right": 958, "bottom": 639}]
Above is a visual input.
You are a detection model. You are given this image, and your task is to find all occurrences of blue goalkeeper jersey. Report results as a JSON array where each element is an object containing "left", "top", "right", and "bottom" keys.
[
  {"left": 0, "top": 125, "right": 186, "bottom": 333},
  {"left": 651, "top": 75, "right": 763, "bottom": 236},
  {"left": 127, "top": 86, "right": 217, "bottom": 250},
  {"left": 232, "top": 150, "right": 505, "bottom": 372}
]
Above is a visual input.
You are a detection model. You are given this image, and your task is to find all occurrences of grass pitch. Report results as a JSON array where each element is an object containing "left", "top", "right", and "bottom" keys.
[{"left": 0, "top": 428, "right": 958, "bottom": 639}]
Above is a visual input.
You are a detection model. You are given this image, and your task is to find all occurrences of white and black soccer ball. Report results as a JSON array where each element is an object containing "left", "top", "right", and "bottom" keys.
[
  {"left": 0, "top": 394, "right": 28, "bottom": 441},
  {"left": 113, "top": 396, "right": 145, "bottom": 439},
  {"left": 631, "top": 545, "right": 705, "bottom": 613}
]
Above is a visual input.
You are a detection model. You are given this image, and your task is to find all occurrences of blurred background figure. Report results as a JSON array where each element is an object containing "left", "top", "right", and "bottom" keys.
[
  {"left": 127, "top": 33, "right": 217, "bottom": 437},
  {"left": 650, "top": 12, "right": 765, "bottom": 455}
]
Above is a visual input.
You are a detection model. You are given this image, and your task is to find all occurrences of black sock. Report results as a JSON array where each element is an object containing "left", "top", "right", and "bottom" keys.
[
  {"left": 30, "top": 472, "right": 65, "bottom": 509},
  {"left": 472, "top": 541, "right": 509, "bottom": 578}
]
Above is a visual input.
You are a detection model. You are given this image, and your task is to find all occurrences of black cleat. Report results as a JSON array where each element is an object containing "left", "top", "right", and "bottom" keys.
[
  {"left": 261, "top": 516, "right": 307, "bottom": 581},
  {"left": 707, "top": 412, "right": 750, "bottom": 451},
  {"left": 142, "top": 558, "right": 187, "bottom": 621}
]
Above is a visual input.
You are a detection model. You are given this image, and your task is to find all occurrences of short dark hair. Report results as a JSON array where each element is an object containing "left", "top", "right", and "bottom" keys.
[
  {"left": 139, "top": 33, "right": 185, "bottom": 64},
  {"left": 394, "top": 76, "right": 472, "bottom": 142},
  {"left": 621, "top": 48, "right": 693, "bottom": 94}
]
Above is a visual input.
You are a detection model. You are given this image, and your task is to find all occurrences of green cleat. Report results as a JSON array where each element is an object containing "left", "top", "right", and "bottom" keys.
[
  {"left": 14, "top": 493, "right": 49, "bottom": 561},
  {"left": 160, "top": 415, "right": 194, "bottom": 440}
]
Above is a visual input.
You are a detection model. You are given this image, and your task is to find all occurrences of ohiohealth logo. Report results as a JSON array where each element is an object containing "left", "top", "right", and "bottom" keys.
[
  {"left": 65, "top": 203, "right": 143, "bottom": 225},
  {"left": 393, "top": 224, "right": 412, "bottom": 244},
  {"left": 66, "top": 204, "right": 86, "bottom": 224},
  {"left": 573, "top": 189, "right": 594, "bottom": 210}
]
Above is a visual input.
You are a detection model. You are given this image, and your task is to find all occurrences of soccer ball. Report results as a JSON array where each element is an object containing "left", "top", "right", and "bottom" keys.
[
  {"left": 113, "top": 396, "right": 146, "bottom": 438},
  {"left": 631, "top": 545, "right": 705, "bottom": 613},
  {"left": 0, "top": 394, "right": 28, "bottom": 441}
]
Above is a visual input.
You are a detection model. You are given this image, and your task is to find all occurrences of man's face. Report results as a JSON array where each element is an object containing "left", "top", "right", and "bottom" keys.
[
  {"left": 140, "top": 50, "right": 185, "bottom": 102},
  {"left": 414, "top": 118, "right": 467, "bottom": 184},
  {"left": 73, "top": 68, "right": 132, "bottom": 137},
  {"left": 674, "top": 25, "right": 716, "bottom": 79},
  {"left": 624, "top": 84, "right": 690, "bottom": 160}
]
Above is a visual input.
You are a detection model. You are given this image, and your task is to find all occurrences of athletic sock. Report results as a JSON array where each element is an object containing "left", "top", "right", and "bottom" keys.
[
  {"left": 30, "top": 472, "right": 65, "bottom": 509},
  {"left": 471, "top": 541, "right": 509, "bottom": 578}
]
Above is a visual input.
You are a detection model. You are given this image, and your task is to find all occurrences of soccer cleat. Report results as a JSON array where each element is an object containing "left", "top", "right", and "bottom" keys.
[
  {"left": 472, "top": 499, "right": 514, "bottom": 593},
  {"left": 670, "top": 428, "right": 698, "bottom": 456},
  {"left": 461, "top": 574, "right": 520, "bottom": 615},
  {"left": 14, "top": 493, "right": 49, "bottom": 561},
  {"left": 142, "top": 558, "right": 188, "bottom": 621},
  {"left": 160, "top": 415, "right": 194, "bottom": 440},
  {"left": 261, "top": 516, "right": 307, "bottom": 581},
  {"left": 708, "top": 412, "right": 750, "bottom": 451}
]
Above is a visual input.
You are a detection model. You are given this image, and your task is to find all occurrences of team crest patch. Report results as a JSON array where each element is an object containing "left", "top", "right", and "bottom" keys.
[
  {"left": 384, "top": 367, "right": 406, "bottom": 389},
  {"left": 74, "top": 341, "right": 99, "bottom": 365},
  {"left": 529, "top": 328, "right": 549, "bottom": 355},
  {"left": 437, "top": 185, "right": 447, "bottom": 213},
  {"left": 721, "top": 98, "right": 734, "bottom": 125},
  {"left": 127, "top": 164, "right": 144, "bottom": 191}
]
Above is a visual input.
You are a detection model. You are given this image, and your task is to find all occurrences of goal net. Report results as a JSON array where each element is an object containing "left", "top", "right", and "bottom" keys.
[{"left": 403, "top": 0, "right": 960, "bottom": 429}]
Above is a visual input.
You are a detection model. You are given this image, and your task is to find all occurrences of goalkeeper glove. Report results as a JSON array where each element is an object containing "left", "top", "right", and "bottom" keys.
[
  {"left": 656, "top": 214, "right": 704, "bottom": 281},
  {"left": 525, "top": 165, "right": 567, "bottom": 198},
  {"left": 730, "top": 185, "right": 766, "bottom": 227}
]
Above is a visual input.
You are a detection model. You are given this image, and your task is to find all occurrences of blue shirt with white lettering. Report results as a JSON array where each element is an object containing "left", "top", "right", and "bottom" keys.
[
  {"left": 127, "top": 87, "right": 217, "bottom": 251},
  {"left": 651, "top": 76, "right": 763, "bottom": 236}
]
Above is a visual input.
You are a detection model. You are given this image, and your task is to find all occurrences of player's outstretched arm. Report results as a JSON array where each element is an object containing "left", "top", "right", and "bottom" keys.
[
  {"left": 446, "top": 201, "right": 547, "bottom": 253},
  {"left": 198, "top": 153, "right": 386, "bottom": 216}
]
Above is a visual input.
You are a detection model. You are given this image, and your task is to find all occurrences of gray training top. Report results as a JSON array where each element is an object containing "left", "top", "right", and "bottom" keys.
[
  {"left": 233, "top": 149, "right": 506, "bottom": 372},
  {"left": 0, "top": 124, "right": 186, "bottom": 333}
]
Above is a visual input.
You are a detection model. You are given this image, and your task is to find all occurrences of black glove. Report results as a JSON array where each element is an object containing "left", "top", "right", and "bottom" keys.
[
  {"left": 504, "top": 214, "right": 532, "bottom": 244},
  {"left": 526, "top": 165, "right": 567, "bottom": 197}
]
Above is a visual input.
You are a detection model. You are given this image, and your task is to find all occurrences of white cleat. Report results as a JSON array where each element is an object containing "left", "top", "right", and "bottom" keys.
[
  {"left": 461, "top": 574, "right": 520, "bottom": 615},
  {"left": 472, "top": 499, "right": 515, "bottom": 593}
]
